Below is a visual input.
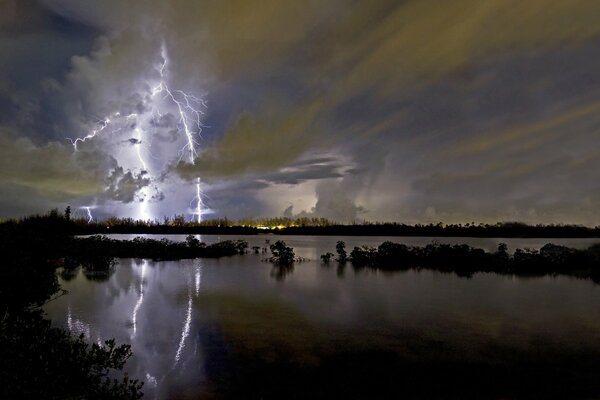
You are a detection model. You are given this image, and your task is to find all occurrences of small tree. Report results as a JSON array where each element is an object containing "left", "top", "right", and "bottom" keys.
[
  {"left": 320, "top": 252, "right": 334, "bottom": 264},
  {"left": 185, "top": 234, "right": 201, "bottom": 248},
  {"left": 269, "top": 240, "right": 295, "bottom": 265},
  {"left": 496, "top": 242, "right": 509, "bottom": 258},
  {"left": 171, "top": 214, "right": 186, "bottom": 227},
  {"left": 335, "top": 241, "right": 347, "bottom": 263}
]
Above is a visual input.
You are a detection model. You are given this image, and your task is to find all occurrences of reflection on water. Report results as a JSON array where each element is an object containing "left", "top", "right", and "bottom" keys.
[
  {"left": 270, "top": 263, "right": 294, "bottom": 281},
  {"left": 195, "top": 264, "right": 202, "bottom": 296},
  {"left": 45, "top": 235, "right": 600, "bottom": 398},
  {"left": 174, "top": 274, "right": 193, "bottom": 368},
  {"left": 131, "top": 260, "right": 146, "bottom": 339},
  {"left": 66, "top": 306, "right": 91, "bottom": 340}
]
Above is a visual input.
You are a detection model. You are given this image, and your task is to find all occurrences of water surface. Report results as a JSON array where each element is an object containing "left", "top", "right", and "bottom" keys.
[{"left": 45, "top": 235, "right": 600, "bottom": 398}]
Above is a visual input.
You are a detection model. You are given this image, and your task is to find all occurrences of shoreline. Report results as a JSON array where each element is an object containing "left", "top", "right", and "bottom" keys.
[{"left": 70, "top": 226, "right": 600, "bottom": 239}]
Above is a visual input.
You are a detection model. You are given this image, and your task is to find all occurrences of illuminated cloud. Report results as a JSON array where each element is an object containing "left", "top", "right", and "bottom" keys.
[
  {"left": 1, "top": 0, "right": 600, "bottom": 222},
  {"left": 0, "top": 128, "right": 112, "bottom": 198}
]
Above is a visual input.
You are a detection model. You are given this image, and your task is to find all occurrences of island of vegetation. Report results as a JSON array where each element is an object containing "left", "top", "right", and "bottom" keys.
[{"left": 321, "top": 240, "right": 600, "bottom": 283}]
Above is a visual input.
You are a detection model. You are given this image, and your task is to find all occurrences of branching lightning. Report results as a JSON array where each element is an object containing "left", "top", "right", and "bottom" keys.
[
  {"left": 67, "top": 116, "right": 112, "bottom": 150},
  {"left": 151, "top": 43, "right": 205, "bottom": 222},
  {"left": 66, "top": 41, "right": 207, "bottom": 222}
]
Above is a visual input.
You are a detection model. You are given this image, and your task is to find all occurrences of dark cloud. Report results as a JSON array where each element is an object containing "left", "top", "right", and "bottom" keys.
[
  {"left": 0, "top": 127, "right": 115, "bottom": 198},
  {"left": 259, "top": 155, "right": 352, "bottom": 185},
  {"left": 1, "top": 0, "right": 600, "bottom": 222},
  {"left": 103, "top": 166, "right": 151, "bottom": 203}
]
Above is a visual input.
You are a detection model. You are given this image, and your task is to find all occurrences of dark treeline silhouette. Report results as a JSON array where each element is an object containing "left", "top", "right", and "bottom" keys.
[
  {"left": 78, "top": 220, "right": 600, "bottom": 237},
  {"left": 0, "top": 210, "right": 144, "bottom": 399},
  {"left": 0, "top": 210, "right": 247, "bottom": 399},
  {"left": 281, "top": 222, "right": 600, "bottom": 238},
  {"left": 4, "top": 209, "right": 600, "bottom": 237},
  {"left": 326, "top": 240, "right": 600, "bottom": 282}
]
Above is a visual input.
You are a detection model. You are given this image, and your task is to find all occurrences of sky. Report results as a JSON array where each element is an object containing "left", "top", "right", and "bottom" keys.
[{"left": 1, "top": 0, "right": 600, "bottom": 224}]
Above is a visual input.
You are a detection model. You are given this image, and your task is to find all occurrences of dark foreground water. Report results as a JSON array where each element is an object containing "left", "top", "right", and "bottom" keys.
[{"left": 45, "top": 235, "right": 600, "bottom": 399}]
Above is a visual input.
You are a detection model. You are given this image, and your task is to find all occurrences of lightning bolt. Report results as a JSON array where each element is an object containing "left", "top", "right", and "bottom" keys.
[
  {"left": 66, "top": 41, "right": 207, "bottom": 222},
  {"left": 194, "top": 177, "right": 203, "bottom": 223},
  {"left": 152, "top": 43, "right": 205, "bottom": 223},
  {"left": 83, "top": 206, "right": 94, "bottom": 223},
  {"left": 67, "top": 115, "right": 113, "bottom": 150}
]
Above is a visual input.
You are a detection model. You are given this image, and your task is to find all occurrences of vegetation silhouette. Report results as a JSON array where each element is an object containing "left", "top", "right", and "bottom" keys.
[
  {"left": 6, "top": 210, "right": 600, "bottom": 237},
  {"left": 268, "top": 240, "right": 296, "bottom": 265},
  {"left": 266, "top": 241, "right": 298, "bottom": 282},
  {"left": 0, "top": 209, "right": 247, "bottom": 399},
  {"left": 319, "top": 240, "right": 600, "bottom": 282},
  {"left": 335, "top": 241, "right": 348, "bottom": 263},
  {"left": 69, "top": 235, "right": 248, "bottom": 262},
  {"left": 0, "top": 210, "right": 143, "bottom": 399},
  {"left": 320, "top": 252, "right": 334, "bottom": 264},
  {"left": 2, "top": 313, "right": 143, "bottom": 399}
]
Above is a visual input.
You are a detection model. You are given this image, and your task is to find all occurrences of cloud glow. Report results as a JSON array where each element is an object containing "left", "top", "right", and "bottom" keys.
[{"left": 66, "top": 42, "right": 207, "bottom": 221}]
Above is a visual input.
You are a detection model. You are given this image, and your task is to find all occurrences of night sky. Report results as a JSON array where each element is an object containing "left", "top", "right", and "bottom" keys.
[{"left": 1, "top": 0, "right": 600, "bottom": 224}]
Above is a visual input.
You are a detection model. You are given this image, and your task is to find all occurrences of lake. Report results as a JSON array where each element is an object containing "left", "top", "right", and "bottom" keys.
[{"left": 44, "top": 235, "right": 600, "bottom": 399}]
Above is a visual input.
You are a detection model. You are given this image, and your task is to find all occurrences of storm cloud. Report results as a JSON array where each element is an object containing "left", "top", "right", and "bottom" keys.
[{"left": 1, "top": 0, "right": 600, "bottom": 223}]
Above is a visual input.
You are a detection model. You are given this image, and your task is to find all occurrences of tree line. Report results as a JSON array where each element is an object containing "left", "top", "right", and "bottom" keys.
[{"left": 3, "top": 208, "right": 599, "bottom": 237}]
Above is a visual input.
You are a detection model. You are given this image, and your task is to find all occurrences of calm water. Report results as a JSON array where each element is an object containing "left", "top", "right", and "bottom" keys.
[{"left": 45, "top": 235, "right": 600, "bottom": 398}]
